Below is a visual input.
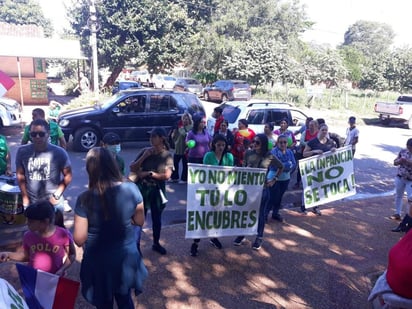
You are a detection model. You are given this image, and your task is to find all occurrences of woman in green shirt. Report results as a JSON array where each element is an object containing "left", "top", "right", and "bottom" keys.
[{"left": 190, "top": 134, "right": 234, "bottom": 257}]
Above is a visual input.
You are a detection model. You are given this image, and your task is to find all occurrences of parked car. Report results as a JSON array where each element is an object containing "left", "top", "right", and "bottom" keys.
[
  {"left": 0, "top": 97, "right": 22, "bottom": 127},
  {"left": 153, "top": 75, "right": 176, "bottom": 89},
  {"left": 112, "top": 80, "right": 141, "bottom": 94},
  {"left": 173, "top": 78, "right": 203, "bottom": 97},
  {"left": 58, "top": 89, "right": 205, "bottom": 152},
  {"left": 206, "top": 100, "right": 307, "bottom": 136},
  {"left": 203, "top": 80, "right": 251, "bottom": 102},
  {"left": 130, "top": 70, "right": 152, "bottom": 87}
]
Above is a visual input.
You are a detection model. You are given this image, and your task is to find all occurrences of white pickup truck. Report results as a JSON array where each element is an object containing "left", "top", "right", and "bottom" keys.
[{"left": 374, "top": 95, "right": 412, "bottom": 128}]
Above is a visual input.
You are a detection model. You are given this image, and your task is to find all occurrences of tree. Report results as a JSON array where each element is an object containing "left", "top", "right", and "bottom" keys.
[
  {"left": 338, "top": 46, "right": 365, "bottom": 85},
  {"left": 342, "top": 20, "right": 395, "bottom": 58},
  {"left": 185, "top": 0, "right": 311, "bottom": 80},
  {"left": 301, "top": 44, "right": 347, "bottom": 88},
  {"left": 67, "top": 0, "right": 197, "bottom": 87},
  {"left": 0, "top": 0, "right": 53, "bottom": 36}
]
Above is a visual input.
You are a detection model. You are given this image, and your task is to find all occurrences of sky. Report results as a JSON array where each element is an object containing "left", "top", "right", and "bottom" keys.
[
  {"left": 38, "top": 0, "right": 412, "bottom": 47},
  {"left": 300, "top": 0, "right": 412, "bottom": 47}
]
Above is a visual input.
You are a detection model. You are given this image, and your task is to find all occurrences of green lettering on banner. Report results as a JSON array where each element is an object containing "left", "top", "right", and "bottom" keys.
[
  {"left": 231, "top": 210, "right": 241, "bottom": 228},
  {"left": 306, "top": 166, "right": 344, "bottom": 185},
  {"left": 304, "top": 188, "right": 320, "bottom": 205},
  {"left": 248, "top": 210, "right": 257, "bottom": 227},
  {"left": 222, "top": 211, "right": 231, "bottom": 228},
  {"left": 241, "top": 211, "right": 248, "bottom": 228},
  {"left": 320, "top": 178, "right": 351, "bottom": 197},
  {"left": 325, "top": 166, "right": 344, "bottom": 180},
  {"left": 187, "top": 211, "right": 194, "bottom": 228},
  {"left": 196, "top": 189, "right": 209, "bottom": 206},
  {"left": 188, "top": 210, "right": 258, "bottom": 231}
]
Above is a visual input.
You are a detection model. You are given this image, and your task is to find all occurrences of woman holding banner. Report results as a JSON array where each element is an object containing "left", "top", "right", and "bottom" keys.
[
  {"left": 302, "top": 124, "right": 337, "bottom": 216},
  {"left": 190, "top": 134, "right": 234, "bottom": 257},
  {"left": 233, "top": 134, "right": 283, "bottom": 250}
]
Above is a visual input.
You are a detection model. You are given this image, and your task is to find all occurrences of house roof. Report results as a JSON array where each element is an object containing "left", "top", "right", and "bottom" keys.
[{"left": 0, "top": 35, "right": 87, "bottom": 60}]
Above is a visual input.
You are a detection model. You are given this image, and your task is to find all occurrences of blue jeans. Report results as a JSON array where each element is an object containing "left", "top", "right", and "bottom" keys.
[
  {"left": 265, "top": 180, "right": 290, "bottom": 218},
  {"left": 256, "top": 188, "right": 270, "bottom": 238},
  {"left": 394, "top": 176, "right": 412, "bottom": 215}
]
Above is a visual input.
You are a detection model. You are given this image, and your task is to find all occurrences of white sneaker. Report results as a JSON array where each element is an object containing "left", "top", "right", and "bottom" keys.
[{"left": 63, "top": 200, "right": 72, "bottom": 212}]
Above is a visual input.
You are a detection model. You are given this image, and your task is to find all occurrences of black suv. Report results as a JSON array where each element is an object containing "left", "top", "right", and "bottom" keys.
[
  {"left": 58, "top": 89, "right": 205, "bottom": 151},
  {"left": 203, "top": 80, "right": 251, "bottom": 102}
]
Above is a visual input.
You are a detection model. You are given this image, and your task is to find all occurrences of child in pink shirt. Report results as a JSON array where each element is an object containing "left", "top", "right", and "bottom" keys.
[{"left": 0, "top": 201, "right": 75, "bottom": 276}]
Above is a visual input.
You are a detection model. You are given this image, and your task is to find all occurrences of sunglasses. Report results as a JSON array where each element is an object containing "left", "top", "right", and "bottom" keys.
[
  {"left": 253, "top": 140, "right": 261, "bottom": 145},
  {"left": 30, "top": 131, "right": 47, "bottom": 138},
  {"left": 278, "top": 141, "right": 287, "bottom": 144}
]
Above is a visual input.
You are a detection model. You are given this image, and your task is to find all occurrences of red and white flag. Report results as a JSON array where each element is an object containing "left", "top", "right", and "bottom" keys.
[
  {"left": 16, "top": 263, "right": 80, "bottom": 309},
  {"left": 0, "top": 71, "right": 15, "bottom": 97}
]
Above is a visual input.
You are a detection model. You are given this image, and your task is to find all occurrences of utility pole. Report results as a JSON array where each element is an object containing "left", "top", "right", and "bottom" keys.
[{"left": 87, "top": 0, "right": 100, "bottom": 94}]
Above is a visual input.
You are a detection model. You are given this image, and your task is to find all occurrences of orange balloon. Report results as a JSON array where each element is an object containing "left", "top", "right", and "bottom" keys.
[{"left": 238, "top": 129, "right": 250, "bottom": 138}]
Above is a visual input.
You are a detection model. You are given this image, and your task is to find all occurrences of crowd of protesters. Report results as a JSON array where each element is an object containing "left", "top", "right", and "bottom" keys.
[{"left": 5, "top": 105, "right": 412, "bottom": 307}]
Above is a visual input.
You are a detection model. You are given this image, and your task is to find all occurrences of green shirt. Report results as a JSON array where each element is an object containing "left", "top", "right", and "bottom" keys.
[
  {"left": 22, "top": 121, "right": 64, "bottom": 146},
  {"left": 0, "top": 135, "right": 9, "bottom": 174},
  {"left": 203, "top": 152, "right": 234, "bottom": 167}
]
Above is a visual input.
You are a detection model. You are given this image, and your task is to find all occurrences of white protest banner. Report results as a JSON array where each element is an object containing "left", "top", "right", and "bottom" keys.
[
  {"left": 186, "top": 163, "right": 266, "bottom": 239},
  {"left": 300, "top": 145, "right": 356, "bottom": 208}
]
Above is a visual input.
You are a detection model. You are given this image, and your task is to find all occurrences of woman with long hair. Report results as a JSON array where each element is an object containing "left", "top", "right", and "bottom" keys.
[
  {"left": 294, "top": 119, "right": 319, "bottom": 190},
  {"left": 186, "top": 114, "right": 212, "bottom": 164},
  {"left": 190, "top": 134, "right": 234, "bottom": 256},
  {"left": 265, "top": 134, "right": 296, "bottom": 222},
  {"left": 233, "top": 134, "right": 283, "bottom": 250},
  {"left": 130, "top": 127, "right": 174, "bottom": 255},
  {"left": 74, "top": 147, "right": 147, "bottom": 309},
  {"left": 170, "top": 113, "right": 193, "bottom": 183},
  {"left": 303, "top": 124, "right": 337, "bottom": 215},
  {"left": 214, "top": 119, "right": 234, "bottom": 151}
]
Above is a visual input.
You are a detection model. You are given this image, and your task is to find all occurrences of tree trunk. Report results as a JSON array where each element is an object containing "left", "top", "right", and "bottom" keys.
[{"left": 103, "top": 66, "right": 123, "bottom": 89}]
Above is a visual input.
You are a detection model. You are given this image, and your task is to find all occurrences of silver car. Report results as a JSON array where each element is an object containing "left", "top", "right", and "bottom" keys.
[
  {"left": 173, "top": 78, "right": 203, "bottom": 97},
  {"left": 0, "top": 97, "right": 22, "bottom": 127}
]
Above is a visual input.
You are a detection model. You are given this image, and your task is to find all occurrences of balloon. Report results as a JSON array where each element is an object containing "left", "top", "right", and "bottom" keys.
[
  {"left": 238, "top": 129, "right": 251, "bottom": 138},
  {"left": 187, "top": 140, "right": 196, "bottom": 149},
  {"left": 287, "top": 136, "right": 293, "bottom": 147},
  {"left": 268, "top": 140, "right": 274, "bottom": 149}
]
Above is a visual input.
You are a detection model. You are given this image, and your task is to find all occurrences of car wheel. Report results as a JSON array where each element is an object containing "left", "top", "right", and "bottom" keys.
[
  {"left": 73, "top": 127, "right": 100, "bottom": 152},
  {"left": 204, "top": 92, "right": 210, "bottom": 101},
  {"left": 221, "top": 94, "right": 228, "bottom": 102}
]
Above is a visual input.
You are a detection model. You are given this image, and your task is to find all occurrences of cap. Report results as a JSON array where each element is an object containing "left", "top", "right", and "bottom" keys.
[
  {"left": 349, "top": 116, "right": 356, "bottom": 124},
  {"left": 147, "top": 127, "right": 167, "bottom": 137},
  {"left": 24, "top": 201, "right": 55, "bottom": 221},
  {"left": 102, "top": 132, "right": 121, "bottom": 145}
]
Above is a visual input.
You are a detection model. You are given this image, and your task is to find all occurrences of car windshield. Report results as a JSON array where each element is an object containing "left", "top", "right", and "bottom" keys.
[
  {"left": 164, "top": 76, "right": 176, "bottom": 81},
  {"left": 178, "top": 93, "right": 205, "bottom": 114},
  {"left": 222, "top": 104, "right": 242, "bottom": 124},
  {"left": 100, "top": 94, "right": 122, "bottom": 109},
  {"left": 233, "top": 82, "right": 249, "bottom": 88},
  {"left": 186, "top": 79, "right": 200, "bottom": 85}
]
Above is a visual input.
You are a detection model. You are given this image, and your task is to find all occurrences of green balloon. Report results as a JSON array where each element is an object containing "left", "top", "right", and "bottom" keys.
[
  {"left": 187, "top": 140, "right": 196, "bottom": 149},
  {"left": 268, "top": 140, "right": 274, "bottom": 149}
]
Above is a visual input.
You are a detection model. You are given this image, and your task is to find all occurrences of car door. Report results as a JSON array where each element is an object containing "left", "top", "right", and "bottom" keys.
[
  {"left": 147, "top": 93, "right": 180, "bottom": 133},
  {"left": 102, "top": 93, "right": 150, "bottom": 141}
]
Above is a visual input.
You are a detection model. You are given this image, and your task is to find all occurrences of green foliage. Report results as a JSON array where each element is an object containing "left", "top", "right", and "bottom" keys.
[
  {"left": 0, "top": 0, "right": 53, "bottom": 36},
  {"left": 342, "top": 20, "right": 394, "bottom": 58}
]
